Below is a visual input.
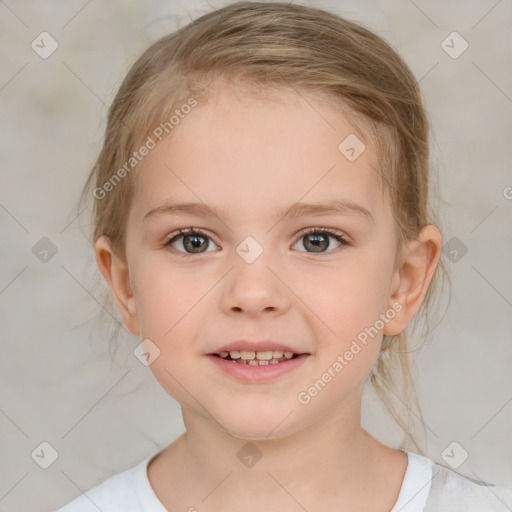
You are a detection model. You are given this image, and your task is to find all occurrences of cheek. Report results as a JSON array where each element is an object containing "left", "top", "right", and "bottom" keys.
[
  {"left": 303, "top": 252, "right": 393, "bottom": 376},
  {"left": 132, "top": 262, "right": 210, "bottom": 389},
  {"left": 308, "top": 255, "right": 392, "bottom": 331},
  {"left": 135, "top": 280, "right": 203, "bottom": 406},
  {"left": 146, "top": 357, "right": 202, "bottom": 411},
  {"left": 133, "top": 260, "right": 204, "bottom": 339}
]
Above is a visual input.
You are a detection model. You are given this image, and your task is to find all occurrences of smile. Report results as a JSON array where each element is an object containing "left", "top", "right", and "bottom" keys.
[
  {"left": 207, "top": 352, "right": 309, "bottom": 383},
  {"left": 214, "top": 350, "right": 298, "bottom": 365}
]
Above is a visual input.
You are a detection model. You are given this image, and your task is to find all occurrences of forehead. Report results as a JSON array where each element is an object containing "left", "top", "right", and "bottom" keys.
[{"left": 131, "top": 88, "right": 388, "bottom": 224}]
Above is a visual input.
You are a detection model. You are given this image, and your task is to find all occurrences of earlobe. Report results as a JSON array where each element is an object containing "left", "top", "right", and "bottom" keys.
[
  {"left": 95, "top": 236, "right": 140, "bottom": 336},
  {"left": 383, "top": 225, "right": 442, "bottom": 336}
]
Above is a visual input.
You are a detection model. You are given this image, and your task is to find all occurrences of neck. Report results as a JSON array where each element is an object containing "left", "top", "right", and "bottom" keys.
[{"left": 147, "top": 387, "right": 406, "bottom": 511}]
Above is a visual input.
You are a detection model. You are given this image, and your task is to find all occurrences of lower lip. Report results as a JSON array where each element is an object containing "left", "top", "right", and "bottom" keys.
[{"left": 206, "top": 354, "right": 310, "bottom": 383}]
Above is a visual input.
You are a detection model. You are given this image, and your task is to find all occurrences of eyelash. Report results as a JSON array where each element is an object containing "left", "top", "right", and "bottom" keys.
[{"left": 163, "top": 226, "right": 350, "bottom": 256}]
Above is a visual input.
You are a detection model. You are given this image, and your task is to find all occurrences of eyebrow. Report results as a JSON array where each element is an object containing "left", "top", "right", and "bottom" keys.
[{"left": 143, "top": 199, "right": 374, "bottom": 224}]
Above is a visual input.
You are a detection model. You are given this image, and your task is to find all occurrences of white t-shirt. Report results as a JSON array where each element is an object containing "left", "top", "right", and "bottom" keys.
[{"left": 55, "top": 450, "right": 512, "bottom": 511}]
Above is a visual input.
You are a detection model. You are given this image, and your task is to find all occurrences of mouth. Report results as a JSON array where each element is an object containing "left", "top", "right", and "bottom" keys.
[
  {"left": 207, "top": 351, "right": 310, "bottom": 383},
  {"left": 211, "top": 350, "right": 300, "bottom": 366}
]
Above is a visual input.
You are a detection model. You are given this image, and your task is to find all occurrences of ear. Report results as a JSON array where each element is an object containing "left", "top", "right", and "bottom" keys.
[
  {"left": 95, "top": 236, "right": 140, "bottom": 336},
  {"left": 383, "top": 224, "right": 443, "bottom": 336}
]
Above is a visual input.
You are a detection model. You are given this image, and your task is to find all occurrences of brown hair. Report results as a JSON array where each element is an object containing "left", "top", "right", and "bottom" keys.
[{"left": 79, "top": 1, "right": 450, "bottom": 454}]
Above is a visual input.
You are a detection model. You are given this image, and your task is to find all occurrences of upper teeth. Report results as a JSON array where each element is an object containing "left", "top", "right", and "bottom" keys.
[{"left": 219, "top": 350, "right": 294, "bottom": 360}]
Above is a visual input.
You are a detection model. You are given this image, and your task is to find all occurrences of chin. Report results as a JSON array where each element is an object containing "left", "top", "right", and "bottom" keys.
[
  {"left": 214, "top": 409, "right": 299, "bottom": 441},
  {"left": 225, "top": 426, "right": 290, "bottom": 441}
]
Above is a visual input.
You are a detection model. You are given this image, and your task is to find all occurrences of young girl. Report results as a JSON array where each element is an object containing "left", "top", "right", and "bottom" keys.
[{"left": 56, "top": 2, "right": 512, "bottom": 511}]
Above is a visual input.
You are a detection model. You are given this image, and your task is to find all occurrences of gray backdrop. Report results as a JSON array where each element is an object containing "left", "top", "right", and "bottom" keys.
[{"left": 0, "top": 1, "right": 511, "bottom": 511}]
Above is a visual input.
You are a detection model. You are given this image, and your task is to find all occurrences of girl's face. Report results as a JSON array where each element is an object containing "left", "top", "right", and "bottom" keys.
[{"left": 101, "top": 89, "right": 428, "bottom": 439}]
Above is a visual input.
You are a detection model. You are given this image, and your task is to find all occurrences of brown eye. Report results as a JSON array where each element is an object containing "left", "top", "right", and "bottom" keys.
[
  {"left": 165, "top": 229, "right": 218, "bottom": 254},
  {"left": 164, "top": 227, "right": 348, "bottom": 256},
  {"left": 293, "top": 228, "right": 348, "bottom": 253}
]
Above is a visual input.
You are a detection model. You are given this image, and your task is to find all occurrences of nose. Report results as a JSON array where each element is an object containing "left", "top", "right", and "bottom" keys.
[{"left": 220, "top": 256, "right": 291, "bottom": 317}]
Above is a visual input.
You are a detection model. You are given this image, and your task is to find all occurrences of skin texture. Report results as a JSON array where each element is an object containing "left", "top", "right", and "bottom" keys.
[{"left": 95, "top": 88, "right": 442, "bottom": 511}]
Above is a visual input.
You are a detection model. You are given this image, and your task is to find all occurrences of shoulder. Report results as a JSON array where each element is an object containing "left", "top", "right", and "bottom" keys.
[
  {"left": 419, "top": 454, "right": 512, "bottom": 511},
  {"left": 55, "top": 457, "right": 152, "bottom": 512}
]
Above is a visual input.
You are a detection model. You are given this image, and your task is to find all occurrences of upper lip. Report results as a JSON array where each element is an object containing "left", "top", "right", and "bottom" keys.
[{"left": 210, "top": 340, "right": 309, "bottom": 355}]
